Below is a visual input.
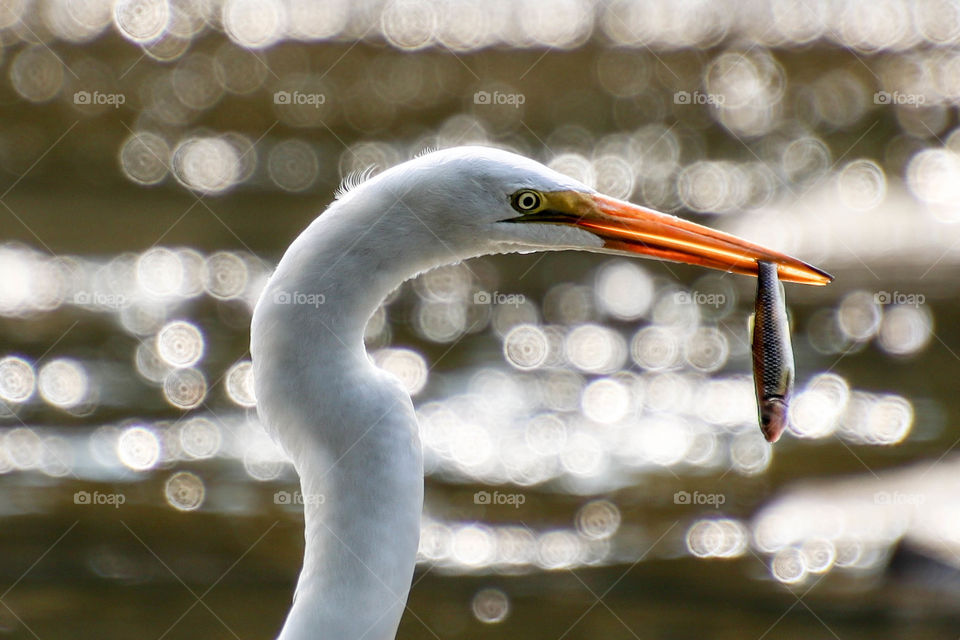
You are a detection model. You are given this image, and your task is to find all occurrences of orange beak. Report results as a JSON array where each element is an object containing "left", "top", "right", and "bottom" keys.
[{"left": 510, "top": 192, "right": 832, "bottom": 286}]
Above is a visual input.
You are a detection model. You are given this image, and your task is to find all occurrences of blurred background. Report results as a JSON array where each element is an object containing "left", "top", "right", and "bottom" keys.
[{"left": 1, "top": 0, "right": 959, "bottom": 638}]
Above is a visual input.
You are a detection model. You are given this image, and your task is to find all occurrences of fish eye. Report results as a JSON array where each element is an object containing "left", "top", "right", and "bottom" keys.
[{"left": 511, "top": 190, "right": 542, "bottom": 212}]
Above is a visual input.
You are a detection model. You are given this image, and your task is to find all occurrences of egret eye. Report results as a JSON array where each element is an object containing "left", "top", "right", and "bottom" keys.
[{"left": 512, "top": 190, "right": 542, "bottom": 212}]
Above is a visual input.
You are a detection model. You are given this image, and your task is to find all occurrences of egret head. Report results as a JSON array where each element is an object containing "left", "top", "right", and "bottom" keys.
[{"left": 338, "top": 146, "right": 831, "bottom": 286}]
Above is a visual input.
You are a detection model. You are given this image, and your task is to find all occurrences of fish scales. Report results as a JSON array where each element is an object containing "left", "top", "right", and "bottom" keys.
[{"left": 751, "top": 260, "right": 795, "bottom": 443}]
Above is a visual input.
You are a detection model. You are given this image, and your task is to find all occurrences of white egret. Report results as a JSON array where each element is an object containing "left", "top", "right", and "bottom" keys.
[{"left": 250, "top": 146, "right": 830, "bottom": 640}]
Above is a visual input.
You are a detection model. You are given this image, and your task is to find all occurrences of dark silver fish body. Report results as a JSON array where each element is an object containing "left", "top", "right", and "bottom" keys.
[{"left": 751, "top": 261, "right": 795, "bottom": 443}]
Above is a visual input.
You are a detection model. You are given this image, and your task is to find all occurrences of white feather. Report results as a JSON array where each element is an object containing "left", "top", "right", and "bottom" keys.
[
  {"left": 413, "top": 144, "right": 438, "bottom": 158},
  {"left": 252, "top": 146, "right": 604, "bottom": 640},
  {"left": 334, "top": 164, "right": 378, "bottom": 200}
]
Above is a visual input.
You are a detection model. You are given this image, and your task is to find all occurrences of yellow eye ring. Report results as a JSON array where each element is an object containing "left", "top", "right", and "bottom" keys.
[{"left": 512, "top": 190, "right": 542, "bottom": 212}]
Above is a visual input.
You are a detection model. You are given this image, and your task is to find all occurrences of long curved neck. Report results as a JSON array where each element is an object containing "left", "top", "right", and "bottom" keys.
[{"left": 251, "top": 195, "right": 453, "bottom": 640}]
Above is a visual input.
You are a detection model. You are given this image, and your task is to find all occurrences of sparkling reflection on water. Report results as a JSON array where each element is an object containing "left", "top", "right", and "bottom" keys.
[{"left": 0, "top": 243, "right": 936, "bottom": 577}]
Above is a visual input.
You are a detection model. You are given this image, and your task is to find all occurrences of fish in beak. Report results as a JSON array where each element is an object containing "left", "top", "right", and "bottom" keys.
[
  {"left": 504, "top": 190, "right": 832, "bottom": 286},
  {"left": 750, "top": 261, "right": 796, "bottom": 443}
]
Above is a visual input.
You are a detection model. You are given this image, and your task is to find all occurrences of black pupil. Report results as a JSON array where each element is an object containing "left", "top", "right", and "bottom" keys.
[{"left": 519, "top": 193, "right": 537, "bottom": 209}]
